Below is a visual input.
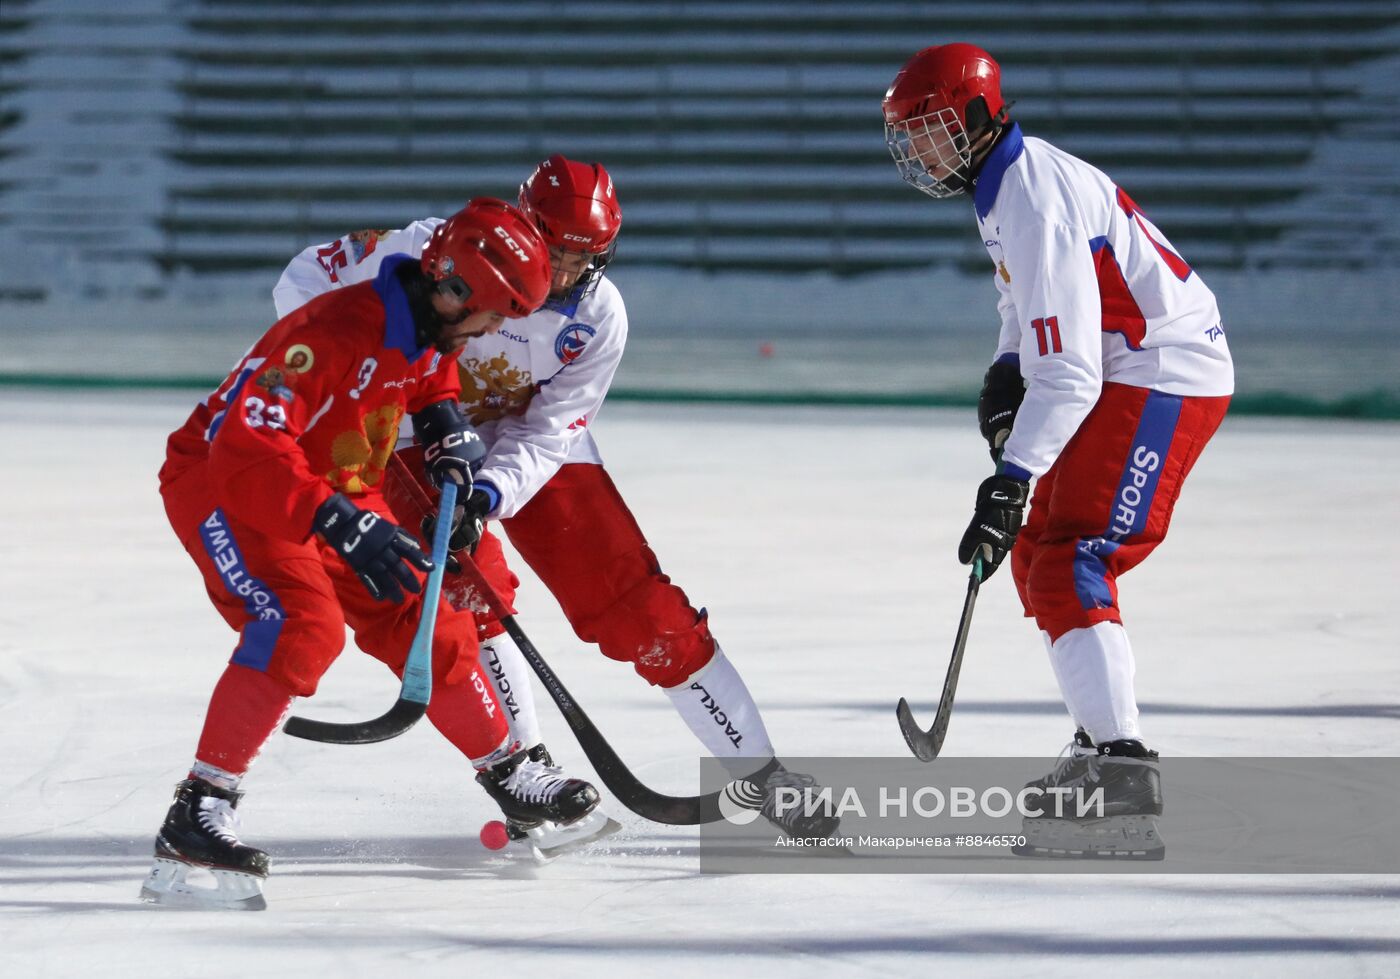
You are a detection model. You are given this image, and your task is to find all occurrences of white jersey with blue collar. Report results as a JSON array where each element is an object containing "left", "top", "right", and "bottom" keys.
[
  {"left": 971, "top": 123, "right": 1234, "bottom": 480},
  {"left": 272, "top": 219, "right": 628, "bottom": 519}
]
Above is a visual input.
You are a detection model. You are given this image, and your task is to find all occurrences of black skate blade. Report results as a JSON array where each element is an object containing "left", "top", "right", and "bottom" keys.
[
  {"left": 1012, "top": 815, "right": 1165, "bottom": 861},
  {"left": 139, "top": 857, "right": 268, "bottom": 910},
  {"left": 516, "top": 812, "right": 623, "bottom": 863}
]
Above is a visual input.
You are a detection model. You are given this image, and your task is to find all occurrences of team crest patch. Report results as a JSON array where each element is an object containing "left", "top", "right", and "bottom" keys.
[
  {"left": 254, "top": 367, "right": 295, "bottom": 402},
  {"left": 554, "top": 323, "right": 596, "bottom": 364}
]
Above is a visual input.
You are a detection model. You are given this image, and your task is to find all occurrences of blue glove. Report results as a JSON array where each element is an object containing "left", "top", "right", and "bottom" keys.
[
  {"left": 411, "top": 400, "right": 484, "bottom": 491},
  {"left": 314, "top": 494, "right": 431, "bottom": 603}
]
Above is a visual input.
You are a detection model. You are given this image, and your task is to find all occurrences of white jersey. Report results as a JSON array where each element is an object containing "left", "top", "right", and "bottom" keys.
[
  {"left": 972, "top": 124, "right": 1234, "bottom": 479},
  {"left": 273, "top": 220, "right": 627, "bottom": 519}
]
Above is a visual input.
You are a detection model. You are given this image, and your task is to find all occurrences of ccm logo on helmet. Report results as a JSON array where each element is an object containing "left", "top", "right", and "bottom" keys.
[
  {"left": 494, "top": 225, "right": 531, "bottom": 263},
  {"left": 562, "top": 232, "right": 593, "bottom": 244}
]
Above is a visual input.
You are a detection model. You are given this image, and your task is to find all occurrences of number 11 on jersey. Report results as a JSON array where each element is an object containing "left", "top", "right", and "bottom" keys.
[{"left": 1030, "top": 315, "right": 1062, "bottom": 356}]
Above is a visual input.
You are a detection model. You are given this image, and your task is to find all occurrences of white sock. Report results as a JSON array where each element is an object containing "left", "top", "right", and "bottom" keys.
[
  {"left": 469, "top": 733, "right": 518, "bottom": 771},
  {"left": 479, "top": 633, "right": 543, "bottom": 751},
  {"left": 1041, "top": 629, "right": 1085, "bottom": 733},
  {"left": 1047, "top": 622, "right": 1141, "bottom": 744},
  {"left": 664, "top": 647, "right": 775, "bottom": 759},
  {"left": 189, "top": 761, "right": 241, "bottom": 791}
]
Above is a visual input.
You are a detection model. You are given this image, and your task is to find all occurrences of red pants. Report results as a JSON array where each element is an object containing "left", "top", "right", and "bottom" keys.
[
  {"left": 387, "top": 451, "right": 715, "bottom": 688},
  {"left": 1010, "top": 383, "right": 1230, "bottom": 641},
  {"left": 162, "top": 466, "right": 489, "bottom": 700}
]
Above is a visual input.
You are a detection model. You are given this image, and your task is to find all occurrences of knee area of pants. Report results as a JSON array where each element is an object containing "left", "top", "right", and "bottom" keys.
[
  {"left": 628, "top": 631, "right": 715, "bottom": 687},
  {"left": 266, "top": 614, "right": 345, "bottom": 696},
  {"left": 265, "top": 661, "right": 325, "bottom": 699},
  {"left": 285, "top": 612, "right": 346, "bottom": 654}
]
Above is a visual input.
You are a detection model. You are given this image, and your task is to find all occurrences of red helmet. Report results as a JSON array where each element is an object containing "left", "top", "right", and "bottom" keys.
[
  {"left": 882, "top": 44, "right": 1009, "bottom": 199},
  {"left": 518, "top": 155, "right": 622, "bottom": 300},
  {"left": 420, "top": 197, "right": 551, "bottom": 317}
]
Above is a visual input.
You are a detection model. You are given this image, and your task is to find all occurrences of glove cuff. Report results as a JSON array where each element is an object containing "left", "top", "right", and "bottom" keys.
[
  {"left": 312, "top": 492, "right": 359, "bottom": 540},
  {"left": 995, "top": 460, "right": 1033, "bottom": 482},
  {"left": 473, "top": 480, "right": 501, "bottom": 515},
  {"left": 410, "top": 399, "right": 466, "bottom": 444}
]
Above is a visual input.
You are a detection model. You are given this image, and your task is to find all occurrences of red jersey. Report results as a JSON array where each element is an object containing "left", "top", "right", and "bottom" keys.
[{"left": 162, "top": 255, "right": 459, "bottom": 542}]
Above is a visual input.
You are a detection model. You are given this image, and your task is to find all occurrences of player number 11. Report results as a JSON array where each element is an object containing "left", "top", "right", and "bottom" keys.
[{"left": 1031, "top": 315, "right": 1063, "bottom": 356}]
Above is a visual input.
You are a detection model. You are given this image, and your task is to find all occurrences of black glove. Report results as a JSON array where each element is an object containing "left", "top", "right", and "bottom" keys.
[
  {"left": 315, "top": 493, "right": 432, "bottom": 603},
  {"left": 412, "top": 400, "right": 485, "bottom": 491},
  {"left": 957, "top": 474, "right": 1030, "bottom": 579},
  {"left": 421, "top": 487, "right": 492, "bottom": 562},
  {"left": 977, "top": 359, "right": 1026, "bottom": 460}
]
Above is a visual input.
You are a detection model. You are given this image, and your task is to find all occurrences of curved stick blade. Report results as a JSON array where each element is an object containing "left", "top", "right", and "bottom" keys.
[{"left": 283, "top": 699, "right": 427, "bottom": 745}]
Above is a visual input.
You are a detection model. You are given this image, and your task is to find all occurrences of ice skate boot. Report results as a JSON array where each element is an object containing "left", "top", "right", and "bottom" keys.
[
  {"left": 477, "top": 748, "right": 599, "bottom": 828},
  {"left": 1015, "top": 739, "right": 1165, "bottom": 860},
  {"left": 1021, "top": 728, "right": 1096, "bottom": 803},
  {"left": 477, "top": 749, "right": 617, "bottom": 861},
  {"left": 759, "top": 766, "right": 842, "bottom": 840},
  {"left": 139, "top": 778, "right": 269, "bottom": 910}
]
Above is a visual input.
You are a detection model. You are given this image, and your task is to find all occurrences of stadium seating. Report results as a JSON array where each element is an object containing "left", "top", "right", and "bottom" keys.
[{"left": 2, "top": 0, "right": 1397, "bottom": 296}]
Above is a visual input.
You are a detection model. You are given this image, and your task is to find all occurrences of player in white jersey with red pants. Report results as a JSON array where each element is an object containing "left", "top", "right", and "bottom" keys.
[
  {"left": 884, "top": 45, "right": 1233, "bottom": 855},
  {"left": 274, "top": 156, "right": 837, "bottom": 839}
]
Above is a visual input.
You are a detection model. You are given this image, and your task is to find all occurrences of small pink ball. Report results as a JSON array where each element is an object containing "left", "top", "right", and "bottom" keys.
[{"left": 480, "top": 820, "right": 510, "bottom": 851}]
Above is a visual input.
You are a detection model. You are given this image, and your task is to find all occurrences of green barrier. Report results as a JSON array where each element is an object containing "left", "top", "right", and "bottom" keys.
[{"left": 0, "top": 373, "right": 1396, "bottom": 421}]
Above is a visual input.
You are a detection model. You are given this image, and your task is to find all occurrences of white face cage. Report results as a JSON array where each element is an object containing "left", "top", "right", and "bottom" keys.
[
  {"left": 885, "top": 106, "right": 973, "bottom": 199},
  {"left": 543, "top": 239, "right": 617, "bottom": 310}
]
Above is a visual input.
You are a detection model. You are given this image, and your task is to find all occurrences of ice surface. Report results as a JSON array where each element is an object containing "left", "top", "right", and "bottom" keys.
[{"left": 1, "top": 389, "right": 1397, "bottom": 977}]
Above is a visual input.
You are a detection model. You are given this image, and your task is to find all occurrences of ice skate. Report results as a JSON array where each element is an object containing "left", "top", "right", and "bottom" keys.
[
  {"left": 1015, "top": 739, "right": 1165, "bottom": 860},
  {"left": 1021, "top": 728, "right": 1096, "bottom": 799},
  {"left": 759, "top": 766, "right": 842, "bottom": 840},
  {"left": 496, "top": 744, "right": 621, "bottom": 861},
  {"left": 477, "top": 745, "right": 600, "bottom": 828},
  {"left": 138, "top": 778, "right": 269, "bottom": 910},
  {"left": 476, "top": 747, "right": 611, "bottom": 861}
]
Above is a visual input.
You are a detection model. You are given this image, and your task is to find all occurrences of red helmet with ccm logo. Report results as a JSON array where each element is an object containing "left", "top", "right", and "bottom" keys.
[
  {"left": 420, "top": 197, "right": 552, "bottom": 317},
  {"left": 518, "top": 155, "right": 622, "bottom": 300},
  {"left": 883, "top": 44, "right": 1010, "bottom": 199}
]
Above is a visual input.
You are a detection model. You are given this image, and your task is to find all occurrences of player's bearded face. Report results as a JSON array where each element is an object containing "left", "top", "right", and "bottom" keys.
[{"left": 429, "top": 293, "right": 505, "bottom": 352}]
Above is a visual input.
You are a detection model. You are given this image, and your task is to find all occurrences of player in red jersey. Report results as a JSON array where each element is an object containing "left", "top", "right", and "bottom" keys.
[{"left": 140, "top": 199, "right": 601, "bottom": 910}]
